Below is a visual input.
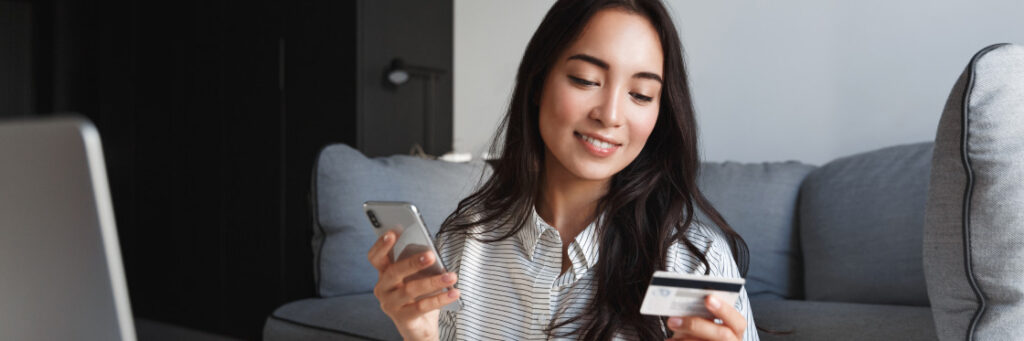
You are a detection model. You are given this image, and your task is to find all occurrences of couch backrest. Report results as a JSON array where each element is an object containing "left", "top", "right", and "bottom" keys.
[
  {"left": 312, "top": 144, "right": 489, "bottom": 297},
  {"left": 697, "top": 161, "right": 817, "bottom": 300},
  {"left": 312, "top": 144, "right": 816, "bottom": 300},
  {"left": 799, "top": 142, "right": 933, "bottom": 306}
]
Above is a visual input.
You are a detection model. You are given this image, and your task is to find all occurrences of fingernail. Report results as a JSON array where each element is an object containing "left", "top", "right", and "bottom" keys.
[
  {"left": 382, "top": 233, "right": 391, "bottom": 241},
  {"left": 419, "top": 255, "right": 428, "bottom": 264},
  {"left": 447, "top": 289, "right": 459, "bottom": 298},
  {"left": 707, "top": 295, "right": 721, "bottom": 309},
  {"left": 668, "top": 317, "right": 683, "bottom": 327},
  {"left": 442, "top": 273, "right": 455, "bottom": 283}
]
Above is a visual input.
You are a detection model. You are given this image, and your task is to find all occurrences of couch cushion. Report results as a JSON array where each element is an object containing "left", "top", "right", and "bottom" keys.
[
  {"left": 264, "top": 294, "right": 401, "bottom": 341},
  {"left": 263, "top": 317, "right": 372, "bottom": 341},
  {"left": 924, "top": 43, "right": 1024, "bottom": 340},
  {"left": 313, "top": 144, "right": 489, "bottom": 297},
  {"left": 697, "top": 161, "right": 816, "bottom": 300},
  {"left": 750, "top": 299, "right": 936, "bottom": 341},
  {"left": 799, "top": 142, "right": 932, "bottom": 306}
]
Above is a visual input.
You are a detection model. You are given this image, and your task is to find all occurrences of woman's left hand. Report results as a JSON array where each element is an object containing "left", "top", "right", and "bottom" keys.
[{"left": 665, "top": 295, "right": 746, "bottom": 341}]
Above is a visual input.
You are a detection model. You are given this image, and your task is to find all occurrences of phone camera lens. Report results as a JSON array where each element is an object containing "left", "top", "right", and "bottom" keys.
[{"left": 366, "top": 210, "right": 381, "bottom": 228}]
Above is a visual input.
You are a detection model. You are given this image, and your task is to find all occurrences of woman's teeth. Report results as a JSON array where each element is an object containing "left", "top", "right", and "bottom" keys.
[{"left": 581, "top": 134, "right": 615, "bottom": 149}]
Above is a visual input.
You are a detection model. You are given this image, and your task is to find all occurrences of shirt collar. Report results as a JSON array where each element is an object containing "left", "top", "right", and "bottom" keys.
[
  {"left": 516, "top": 209, "right": 544, "bottom": 261},
  {"left": 517, "top": 207, "right": 601, "bottom": 271},
  {"left": 571, "top": 217, "right": 601, "bottom": 271}
]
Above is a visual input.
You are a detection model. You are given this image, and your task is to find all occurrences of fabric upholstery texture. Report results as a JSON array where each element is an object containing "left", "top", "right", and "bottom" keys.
[
  {"left": 312, "top": 144, "right": 489, "bottom": 297},
  {"left": 264, "top": 294, "right": 401, "bottom": 341},
  {"left": 697, "top": 161, "right": 816, "bottom": 300},
  {"left": 263, "top": 319, "right": 370, "bottom": 341},
  {"left": 800, "top": 142, "right": 933, "bottom": 306},
  {"left": 750, "top": 299, "right": 936, "bottom": 341},
  {"left": 923, "top": 43, "right": 1024, "bottom": 341}
]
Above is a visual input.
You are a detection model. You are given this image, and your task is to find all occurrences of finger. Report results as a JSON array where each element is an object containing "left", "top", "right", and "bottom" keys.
[
  {"left": 706, "top": 295, "right": 746, "bottom": 337},
  {"left": 397, "top": 288, "right": 460, "bottom": 319},
  {"left": 367, "top": 231, "right": 398, "bottom": 271},
  {"left": 667, "top": 316, "right": 735, "bottom": 341},
  {"left": 380, "top": 251, "right": 436, "bottom": 287},
  {"left": 394, "top": 272, "right": 458, "bottom": 302}
]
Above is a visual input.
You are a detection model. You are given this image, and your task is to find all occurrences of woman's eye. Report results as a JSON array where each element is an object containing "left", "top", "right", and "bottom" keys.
[
  {"left": 568, "top": 75, "right": 598, "bottom": 87},
  {"left": 630, "top": 92, "right": 653, "bottom": 103}
]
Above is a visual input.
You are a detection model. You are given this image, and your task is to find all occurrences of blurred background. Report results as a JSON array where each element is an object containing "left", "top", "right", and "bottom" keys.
[
  {"left": 2, "top": 0, "right": 450, "bottom": 339},
  {"left": 2, "top": 0, "right": 1023, "bottom": 339}
]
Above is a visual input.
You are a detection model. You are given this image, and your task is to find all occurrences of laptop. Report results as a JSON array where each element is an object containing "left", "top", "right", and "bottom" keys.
[{"left": 0, "top": 116, "right": 136, "bottom": 340}]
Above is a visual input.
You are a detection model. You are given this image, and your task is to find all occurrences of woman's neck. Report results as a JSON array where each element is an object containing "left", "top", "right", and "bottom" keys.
[{"left": 536, "top": 153, "right": 610, "bottom": 243}]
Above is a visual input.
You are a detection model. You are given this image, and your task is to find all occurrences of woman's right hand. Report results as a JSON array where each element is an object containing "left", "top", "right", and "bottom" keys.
[{"left": 367, "top": 231, "right": 460, "bottom": 341}]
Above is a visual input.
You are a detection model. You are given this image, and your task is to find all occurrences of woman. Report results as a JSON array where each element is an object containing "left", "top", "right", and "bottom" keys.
[{"left": 367, "top": 0, "right": 756, "bottom": 340}]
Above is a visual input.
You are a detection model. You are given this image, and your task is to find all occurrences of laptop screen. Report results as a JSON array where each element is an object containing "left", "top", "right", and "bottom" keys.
[{"left": 0, "top": 116, "right": 136, "bottom": 341}]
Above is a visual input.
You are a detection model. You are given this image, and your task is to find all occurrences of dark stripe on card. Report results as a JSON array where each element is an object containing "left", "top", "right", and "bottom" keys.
[{"left": 650, "top": 277, "right": 742, "bottom": 292}]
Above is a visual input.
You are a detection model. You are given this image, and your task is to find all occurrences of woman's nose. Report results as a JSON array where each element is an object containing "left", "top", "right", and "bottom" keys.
[{"left": 588, "top": 87, "right": 625, "bottom": 128}]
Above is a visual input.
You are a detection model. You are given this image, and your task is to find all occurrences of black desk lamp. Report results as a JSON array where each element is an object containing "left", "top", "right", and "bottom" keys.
[{"left": 385, "top": 58, "right": 447, "bottom": 156}]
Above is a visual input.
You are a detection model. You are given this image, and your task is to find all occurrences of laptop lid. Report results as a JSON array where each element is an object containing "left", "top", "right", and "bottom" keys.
[{"left": 0, "top": 116, "right": 136, "bottom": 340}]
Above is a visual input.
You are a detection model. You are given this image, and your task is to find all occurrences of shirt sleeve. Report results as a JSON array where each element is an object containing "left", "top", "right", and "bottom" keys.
[{"left": 669, "top": 223, "right": 760, "bottom": 341}]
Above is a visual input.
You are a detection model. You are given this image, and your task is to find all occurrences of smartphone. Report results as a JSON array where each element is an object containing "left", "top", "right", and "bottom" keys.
[{"left": 363, "top": 201, "right": 460, "bottom": 312}]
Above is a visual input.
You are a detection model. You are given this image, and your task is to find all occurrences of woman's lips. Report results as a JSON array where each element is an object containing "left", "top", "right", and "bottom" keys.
[{"left": 574, "top": 132, "right": 620, "bottom": 157}]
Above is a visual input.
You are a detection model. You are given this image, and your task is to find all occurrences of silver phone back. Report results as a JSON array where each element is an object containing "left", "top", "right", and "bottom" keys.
[{"left": 363, "top": 201, "right": 460, "bottom": 312}]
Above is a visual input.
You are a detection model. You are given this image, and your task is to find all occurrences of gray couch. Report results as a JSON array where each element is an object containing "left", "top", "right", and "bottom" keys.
[
  {"left": 263, "top": 140, "right": 935, "bottom": 341},
  {"left": 264, "top": 43, "right": 1024, "bottom": 340}
]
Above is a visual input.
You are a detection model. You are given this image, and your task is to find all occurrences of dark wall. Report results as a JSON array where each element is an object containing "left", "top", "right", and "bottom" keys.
[
  {"left": 18, "top": 0, "right": 452, "bottom": 338},
  {"left": 281, "top": 0, "right": 362, "bottom": 315},
  {"left": 357, "top": 0, "right": 453, "bottom": 157},
  {"left": 25, "top": 0, "right": 355, "bottom": 339},
  {"left": 1, "top": 1, "right": 34, "bottom": 118}
]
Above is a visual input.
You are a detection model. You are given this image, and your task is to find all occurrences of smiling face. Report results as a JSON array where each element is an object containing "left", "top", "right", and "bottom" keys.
[{"left": 538, "top": 8, "right": 664, "bottom": 182}]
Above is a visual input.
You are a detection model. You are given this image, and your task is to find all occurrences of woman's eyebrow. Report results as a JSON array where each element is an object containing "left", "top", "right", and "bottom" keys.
[
  {"left": 568, "top": 53, "right": 609, "bottom": 69},
  {"left": 567, "top": 54, "right": 663, "bottom": 84},
  {"left": 635, "top": 72, "right": 663, "bottom": 84}
]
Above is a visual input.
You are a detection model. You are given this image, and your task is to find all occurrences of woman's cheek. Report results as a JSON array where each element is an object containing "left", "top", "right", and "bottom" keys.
[
  {"left": 553, "top": 86, "right": 588, "bottom": 123},
  {"left": 631, "top": 108, "right": 659, "bottom": 150}
]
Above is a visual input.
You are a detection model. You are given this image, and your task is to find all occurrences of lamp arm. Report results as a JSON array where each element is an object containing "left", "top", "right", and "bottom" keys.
[{"left": 403, "top": 64, "right": 447, "bottom": 76}]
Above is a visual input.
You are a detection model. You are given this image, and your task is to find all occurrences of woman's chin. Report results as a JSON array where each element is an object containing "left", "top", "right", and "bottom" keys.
[
  {"left": 545, "top": 148, "right": 627, "bottom": 182},
  {"left": 566, "top": 161, "right": 622, "bottom": 182}
]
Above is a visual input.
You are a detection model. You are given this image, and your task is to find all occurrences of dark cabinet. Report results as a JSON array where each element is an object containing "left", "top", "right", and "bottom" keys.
[{"left": 23, "top": 0, "right": 452, "bottom": 338}]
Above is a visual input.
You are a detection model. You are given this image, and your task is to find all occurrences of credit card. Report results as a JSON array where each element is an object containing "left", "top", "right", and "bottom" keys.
[{"left": 639, "top": 271, "right": 745, "bottom": 319}]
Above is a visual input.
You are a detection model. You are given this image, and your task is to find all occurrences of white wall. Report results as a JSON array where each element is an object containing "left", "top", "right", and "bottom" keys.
[
  {"left": 454, "top": 0, "right": 1024, "bottom": 164},
  {"left": 453, "top": 1, "right": 552, "bottom": 159}
]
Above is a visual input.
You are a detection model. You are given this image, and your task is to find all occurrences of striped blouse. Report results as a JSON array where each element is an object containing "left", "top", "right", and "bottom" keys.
[{"left": 434, "top": 210, "right": 759, "bottom": 340}]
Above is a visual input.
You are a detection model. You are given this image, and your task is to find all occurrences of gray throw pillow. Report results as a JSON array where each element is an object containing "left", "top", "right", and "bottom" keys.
[
  {"left": 799, "top": 142, "right": 933, "bottom": 307},
  {"left": 923, "top": 43, "right": 1024, "bottom": 340},
  {"left": 697, "top": 161, "right": 816, "bottom": 300},
  {"left": 312, "top": 144, "right": 489, "bottom": 297}
]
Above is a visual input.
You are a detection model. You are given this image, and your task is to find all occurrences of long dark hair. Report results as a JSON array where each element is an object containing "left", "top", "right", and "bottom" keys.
[{"left": 439, "top": 0, "right": 749, "bottom": 339}]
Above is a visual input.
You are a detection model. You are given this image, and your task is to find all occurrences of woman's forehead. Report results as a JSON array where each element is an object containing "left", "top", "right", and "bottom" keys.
[{"left": 562, "top": 8, "right": 664, "bottom": 74}]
